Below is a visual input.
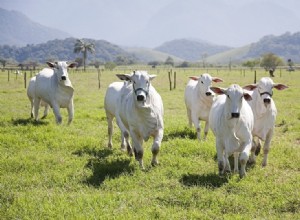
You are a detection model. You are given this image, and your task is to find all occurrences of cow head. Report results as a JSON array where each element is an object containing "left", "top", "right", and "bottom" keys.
[
  {"left": 243, "top": 77, "right": 288, "bottom": 108},
  {"left": 189, "top": 73, "right": 223, "bottom": 97},
  {"left": 211, "top": 84, "right": 252, "bottom": 119},
  {"left": 116, "top": 71, "right": 156, "bottom": 107},
  {"left": 46, "top": 61, "right": 77, "bottom": 85}
]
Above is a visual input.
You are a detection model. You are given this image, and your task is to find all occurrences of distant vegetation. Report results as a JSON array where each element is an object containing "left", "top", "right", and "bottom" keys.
[
  {"left": 0, "top": 38, "right": 136, "bottom": 65},
  {"left": 155, "top": 39, "right": 232, "bottom": 61}
]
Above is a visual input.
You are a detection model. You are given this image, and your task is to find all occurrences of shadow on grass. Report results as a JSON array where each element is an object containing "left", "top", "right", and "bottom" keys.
[
  {"left": 180, "top": 173, "right": 229, "bottom": 188},
  {"left": 74, "top": 147, "right": 135, "bottom": 188},
  {"left": 11, "top": 118, "right": 49, "bottom": 126},
  {"left": 73, "top": 146, "right": 113, "bottom": 158},
  {"left": 163, "top": 126, "right": 196, "bottom": 141},
  {"left": 84, "top": 156, "right": 134, "bottom": 187}
]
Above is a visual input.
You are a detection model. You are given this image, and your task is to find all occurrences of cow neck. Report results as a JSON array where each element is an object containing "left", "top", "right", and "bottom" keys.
[{"left": 253, "top": 89, "right": 269, "bottom": 118}]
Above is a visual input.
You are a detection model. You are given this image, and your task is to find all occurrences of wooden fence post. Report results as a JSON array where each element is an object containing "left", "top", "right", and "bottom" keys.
[
  {"left": 24, "top": 72, "right": 27, "bottom": 89},
  {"left": 168, "top": 70, "right": 172, "bottom": 91},
  {"left": 98, "top": 69, "right": 101, "bottom": 89},
  {"left": 173, "top": 71, "right": 176, "bottom": 89}
]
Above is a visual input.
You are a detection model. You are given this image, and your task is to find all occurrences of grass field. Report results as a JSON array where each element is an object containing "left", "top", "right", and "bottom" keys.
[{"left": 0, "top": 67, "right": 299, "bottom": 219}]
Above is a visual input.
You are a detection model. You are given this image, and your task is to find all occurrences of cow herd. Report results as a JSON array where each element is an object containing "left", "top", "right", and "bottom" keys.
[{"left": 27, "top": 61, "right": 288, "bottom": 178}]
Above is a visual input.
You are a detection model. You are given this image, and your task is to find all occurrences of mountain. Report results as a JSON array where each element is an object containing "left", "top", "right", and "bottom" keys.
[
  {"left": 124, "top": 47, "right": 183, "bottom": 63},
  {"left": 0, "top": 38, "right": 136, "bottom": 63},
  {"left": 0, "top": 8, "right": 71, "bottom": 46},
  {"left": 206, "top": 32, "right": 300, "bottom": 64},
  {"left": 154, "top": 39, "right": 232, "bottom": 61}
]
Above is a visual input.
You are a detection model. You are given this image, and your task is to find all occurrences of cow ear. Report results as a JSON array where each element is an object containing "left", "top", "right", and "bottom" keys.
[
  {"left": 189, "top": 76, "right": 199, "bottom": 81},
  {"left": 46, "top": 62, "right": 56, "bottom": 68},
  {"left": 68, "top": 62, "right": 77, "bottom": 68},
  {"left": 243, "top": 92, "right": 252, "bottom": 101},
  {"left": 210, "top": 87, "right": 225, "bottom": 95},
  {"left": 273, "top": 83, "right": 288, "bottom": 90},
  {"left": 149, "top": 74, "right": 157, "bottom": 81},
  {"left": 243, "top": 84, "right": 257, "bottom": 91},
  {"left": 212, "top": 77, "right": 223, "bottom": 83},
  {"left": 116, "top": 74, "right": 131, "bottom": 81}
]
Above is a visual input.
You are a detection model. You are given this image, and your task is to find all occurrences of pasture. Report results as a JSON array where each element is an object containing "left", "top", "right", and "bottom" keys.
[{"left": 0, "top": 67, "right": 299, "bottom": 219}]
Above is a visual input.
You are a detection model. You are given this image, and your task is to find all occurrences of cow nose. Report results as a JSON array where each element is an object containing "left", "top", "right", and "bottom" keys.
[
  {"left": 137, "top": 95, "right": 145, "bottom": 101},
  {"left": 205, "top": 92, "right": 212, "bottom": 96},
  {"left": 263, "top": 98, "right": 271, "bottom": 104},
  {"left": 61, "top": 76, "right": 66, "bottom": 80},
  {"left": 231, "top": 113, "right": 240, "bottom": 118}
]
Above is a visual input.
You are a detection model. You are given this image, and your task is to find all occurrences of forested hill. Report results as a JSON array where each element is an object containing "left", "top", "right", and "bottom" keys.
[
  {"left": 0, "top": 8, "right": 70, "bottom": 46},
  {"left": 206, "top": 32, "right": 300, "bottom": 64},
  {"left": 0, "top": 38, "right": 136, "bottom": 63},
  {"left": 246, "top": 32, "right": 300, "bottom": 61},
  {"left": 155, "top": 39, "right": 232, "bottom": 61}
]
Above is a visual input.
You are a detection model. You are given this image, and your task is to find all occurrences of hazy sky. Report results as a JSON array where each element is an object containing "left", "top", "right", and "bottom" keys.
[{"left": 1, "top": 0, "right": 300, "bottom": 47}]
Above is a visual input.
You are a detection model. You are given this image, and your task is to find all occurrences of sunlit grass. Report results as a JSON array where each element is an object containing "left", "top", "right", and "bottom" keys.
[{"left": 0, "top": 67, "right": 299, "bottom": 219}]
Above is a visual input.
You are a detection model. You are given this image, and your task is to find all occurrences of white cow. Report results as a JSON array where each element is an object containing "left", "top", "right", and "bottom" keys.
[
  {"left": 184, "top": 73, "right": 223, "bottom": 140},
  {"left": 104, "top": 77, "right": 132, "bottom": 150},
  {"left": 27, "top": 76, "right": 50, "bottom": 119},
  {"left": 243, "top": 77, "right": 288, "bottom": 167},
  {"left": 209, "top": 84, "right": 254, "bottom": 178},
  {"left": 33, "top": 61, "right": 77, "bottom": 124},
  {"left": 115, "top": 71, "right": 164, "bottom": 169}
]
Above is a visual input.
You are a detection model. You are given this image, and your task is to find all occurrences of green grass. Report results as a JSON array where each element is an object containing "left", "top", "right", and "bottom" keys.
[{"left": 0, "top": 67, "right": 299, "bottom": 219}]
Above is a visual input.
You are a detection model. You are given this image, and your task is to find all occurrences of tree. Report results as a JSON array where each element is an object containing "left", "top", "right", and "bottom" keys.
[
  {"left": 165, "top": 56, "right": 174, "bottom": 66},
  {"left": 260, "top": 53, "right": 284, "bottom": 72},
  {"left": 104, "top": 62, "right": 116, "bottom": 70},
  {"left": 242, "top": 59, "right": 260, "bottom": 70},
  {"left": 287, "top": 59, "right": 294, "bottom": 71},
  {"left": 73, "top": 39, "right": 95, "bottom": 71},
  {"left": 178, "top": 61, "right": 190, "bottom": 68},
  {"left": 0, "top": 58, "right": 7, "bottom": 69}
]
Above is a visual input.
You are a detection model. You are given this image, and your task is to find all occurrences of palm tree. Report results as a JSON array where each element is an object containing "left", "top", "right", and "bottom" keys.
[{"left": 73, "top": 39, "right": 95, "bottom": 71}]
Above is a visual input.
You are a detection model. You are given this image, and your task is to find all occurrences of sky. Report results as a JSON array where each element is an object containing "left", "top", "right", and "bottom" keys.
[{"left": 1, "top": 0, "right": 300, "bottom": 48}]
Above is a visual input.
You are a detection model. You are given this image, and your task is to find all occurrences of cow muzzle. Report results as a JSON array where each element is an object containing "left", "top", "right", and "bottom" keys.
[
  {"left": 263, "top": 98, "right": 271, "bottom": 104},
  {"left": 134, "top": 88, "right": 148, "bottom": 102},
  {"left": 231, "top": 113, "right": 240, "bottom": 118}
]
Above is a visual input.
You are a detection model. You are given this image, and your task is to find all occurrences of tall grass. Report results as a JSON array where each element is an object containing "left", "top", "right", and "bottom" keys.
[{"left": 0, "top": 67, "right": 299, "bottom": 219}]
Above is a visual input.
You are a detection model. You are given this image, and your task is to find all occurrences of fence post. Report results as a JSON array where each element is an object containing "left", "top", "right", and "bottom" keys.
[
  {"left": 173, "top": 71, "right": 176, "bottom": 89},
  {"left": 24, "top": 72, "right": 27, "bottom": 88},
  {"left": 98, "top": 69, "right": 101, "bottom": 89},
  {"left": 168, "top": 70, "right": 172, "bottom": 91}
]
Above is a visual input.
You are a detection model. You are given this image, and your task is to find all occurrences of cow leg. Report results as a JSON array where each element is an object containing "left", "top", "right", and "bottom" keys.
[
  {"left": 262, "top": 129, "right": 273, "bottom": 167},
  {"left": 67, "top": 100, "right": 74, "bottom": 125},
  {"left": 239, "top": 141, "right": 252, "bottom": 178},
  {"left": 52, "top": 104, "right": 62, "bottom": 124},
  {"left": 33, "top": 97, "right": 41, "bottom": 121},
  {"left": 233, "top": 152, "right": 239, "bottom": 173},
  {"left": 29, "top": 98, "right": 34, "bottom": 118},
  {"left": 249, "top": 137, "right": 257, "bottom": 164},
  {"left": 116, "top": 115, "right": 131, "bottom": 154},
  {"left": 216, "top": 139, "right": 225, "bottom": 175},
  {"left": 130, "top": 130, "right": 144, "bottom": 169},
  {"left": 203, "top": 121, "right": 209, "bottom": 140},
  {"left": 42, "top": 104, "right": 49, "bottom": 119},
  {"left": 151, "top": 129, "right": 163, "bottom": 166},
  {"left": 224, "top": 151, "right": 231, "bottom": 173},
  {"left": 106, "top": 112, "right": 114, "bottom": 149},
  {"left": 186, "top": 107, "right": 192, "bottom": 127},
  {"left": 191, "top": 113, "right": 201, "bottom": 140}
]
